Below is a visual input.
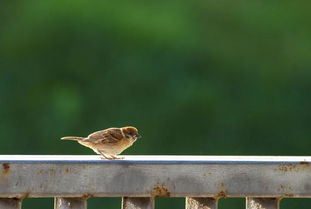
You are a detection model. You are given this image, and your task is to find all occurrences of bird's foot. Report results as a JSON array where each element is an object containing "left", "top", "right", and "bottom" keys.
[
  {"left": 107, "top": 155, "right": 124, "bottom": 160},
  {"left": 100, "top": 154, "right": 124, "bottom": 160}
]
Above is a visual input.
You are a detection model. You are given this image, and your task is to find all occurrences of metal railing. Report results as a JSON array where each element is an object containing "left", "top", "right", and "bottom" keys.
[{"left": 1, "top": 155, "right": 311, "bottom": 209}]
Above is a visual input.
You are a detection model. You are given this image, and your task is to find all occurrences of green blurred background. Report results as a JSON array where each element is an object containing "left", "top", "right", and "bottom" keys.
[{"left": 1, "top": 1, "right": 311, "bottom": 208}]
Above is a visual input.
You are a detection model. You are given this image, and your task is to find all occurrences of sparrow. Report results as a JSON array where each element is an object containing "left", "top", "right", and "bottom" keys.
[{"left": 61, "top": 126, "right": 141, "bottom": 159}]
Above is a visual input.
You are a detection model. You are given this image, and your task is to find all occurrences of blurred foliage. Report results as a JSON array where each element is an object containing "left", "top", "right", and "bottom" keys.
[{"left": 1, "top": 1, "right": 311, "bottom": 209}]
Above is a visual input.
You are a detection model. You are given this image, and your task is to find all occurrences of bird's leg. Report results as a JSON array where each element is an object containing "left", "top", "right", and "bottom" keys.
[
  {"left": 98, "top": 151, "right": 124, "bottom": 160},
  {"left": 98, "top": 151, "right": 113, "bottom": 160},
  {"left": 110, "top": 155, "right": 124, "bottom": 160}
]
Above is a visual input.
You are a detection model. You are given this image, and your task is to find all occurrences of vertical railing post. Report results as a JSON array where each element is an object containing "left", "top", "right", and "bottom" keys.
[
  {"left": 186, "top": 197, "right": 218, "bottom": 209},
  {"left": 122, "top": 197, "right": 154, "bottom": 209},
  {"left": 0, "top": 198, "right": 21, "bottom": 209},
  {"left": 54, "top": 197, "right": 87, "bottom": 209},
  {"left": 246, "top": 198, "right": 280, "bottom": 209}
]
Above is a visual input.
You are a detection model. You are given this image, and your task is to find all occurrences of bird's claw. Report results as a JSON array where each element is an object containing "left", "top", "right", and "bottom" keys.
[{"left": 100, "top": 154, "right": 124, "bottom": 160}]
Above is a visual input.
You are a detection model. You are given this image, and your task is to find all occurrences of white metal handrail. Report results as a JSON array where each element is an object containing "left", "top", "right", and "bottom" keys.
[{"left": 1, "top": 155, "right": 311, "bottom": 209}]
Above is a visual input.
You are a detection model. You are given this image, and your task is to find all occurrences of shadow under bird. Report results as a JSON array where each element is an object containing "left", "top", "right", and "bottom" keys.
[{"left": 61, "top": 126, "right": 141, "bottom": 159}]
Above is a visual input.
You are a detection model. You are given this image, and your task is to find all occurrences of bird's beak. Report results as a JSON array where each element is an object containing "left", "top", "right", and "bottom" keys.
[{"left": 136, "top": 133, "right": 142, "bottom": 138}]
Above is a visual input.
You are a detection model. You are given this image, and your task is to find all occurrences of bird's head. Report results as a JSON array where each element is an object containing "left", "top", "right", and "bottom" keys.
[{"left": 122, "top": 126, "right": 141, "bottom": 141}]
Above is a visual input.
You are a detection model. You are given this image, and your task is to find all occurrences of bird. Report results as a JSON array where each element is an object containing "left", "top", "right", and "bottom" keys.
[{"left": 61, "top": 126, "right": 141, "bottom": 159}]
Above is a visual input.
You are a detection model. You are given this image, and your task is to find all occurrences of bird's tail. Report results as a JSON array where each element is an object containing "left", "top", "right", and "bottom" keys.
[{"left": 61, "top": 136, "right": 84, "bottom": 141}]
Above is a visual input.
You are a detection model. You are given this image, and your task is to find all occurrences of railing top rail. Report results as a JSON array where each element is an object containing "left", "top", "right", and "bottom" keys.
[
  {"left": 0, "top": 155, "right": 311, "bottom": 164},
  {"left": 1, "top": 155, "right": 311, "bottom": 198}
]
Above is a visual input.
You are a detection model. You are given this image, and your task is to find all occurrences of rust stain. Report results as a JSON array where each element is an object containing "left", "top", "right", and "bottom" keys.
[
  {"left": 277, "top": 184, "right": 293, "bottom": 193},
  {"left": 278, "top": 164, "right": 297, "bottom": 172},
  {"left": 276, "top": 163, "right": 311, "bottom": 172},
  {"left": 37, "top": 169, "right": 57, "bottom": 175},
  {"left": 19, "top": 193, "right": 30, "bottom": 199},
  {"left": 122, "top": 197, "right": 128, "bottom": 208},
  {"left": 216, "top": 183, "right": 227, "bottom": 198},
  {"left": 217, "top": 190, "right": 227, "bottom": 198},
  {"left": 37, "top": 168, "right": 79, "bottom": 175},
  {"left": 48, "top": 169, "right": 56, "bottom": 176},
  {"left": 152, "top": 184, "right": 170, "bottom": 197},
  {"left": 82, "top": 194, "right": 93, "bottom": 199},
  {"left": 2, "top": 163, "right": 10, "bottom": 175},
  {"left": 14, "top": 192, "right": 30, "bottom": 199}
]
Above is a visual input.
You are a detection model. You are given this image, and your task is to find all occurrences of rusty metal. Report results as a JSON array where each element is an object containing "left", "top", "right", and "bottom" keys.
[
  {"left": 54, "top": 197, "right": 87, "bottom": 209},
  {"left": 186, "top": 197, "right": 218, "bottom": 209},
  {"left": 122, "top": 197, "right": 154, "bottom": 209},
  {"left": 0, "top": 198, "right": 21, "bottom": 209},
  {"left": 1, "top": 155, "right": 311, "bottom": 199},
  {"left": 151, "top": 184, "right": 170, "bottom": 197},
  {"left": 246, "top": 198, "right": 280, "bottom": 209}
]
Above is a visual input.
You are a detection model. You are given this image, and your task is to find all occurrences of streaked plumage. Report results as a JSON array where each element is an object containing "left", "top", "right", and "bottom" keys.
[{"left": 61, "top": 126, "right": 141, "bottom": 159}]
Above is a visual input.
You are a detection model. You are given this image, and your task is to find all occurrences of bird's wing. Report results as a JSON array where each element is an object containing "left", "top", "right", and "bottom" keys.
[{"left": 83, "top": 128, "right": 124, "bottom": 144}]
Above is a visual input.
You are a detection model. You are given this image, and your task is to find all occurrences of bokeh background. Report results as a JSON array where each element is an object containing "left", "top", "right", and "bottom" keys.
[{"left": 1, "top": 1, "right": 311, "bottom": 209}]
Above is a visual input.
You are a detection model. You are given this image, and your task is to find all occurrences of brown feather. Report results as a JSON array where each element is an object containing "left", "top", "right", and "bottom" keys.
[
  {"left": 61, "top": 126, "right": 141, "bottom": 159},
  {"left": 83, "top": 128, "right": 124, "bottom": 144},
  {"left": 61, "top": 136, "right": 84, "bottom": 141}
]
